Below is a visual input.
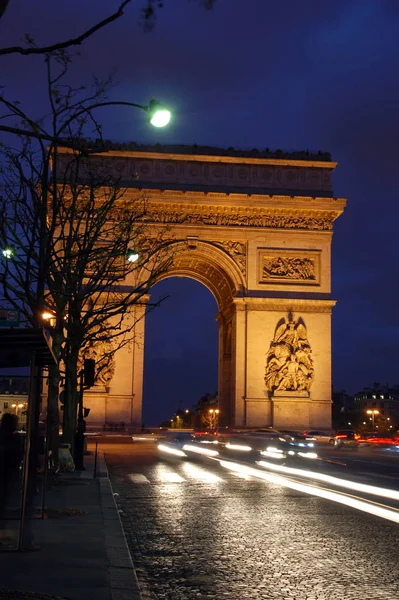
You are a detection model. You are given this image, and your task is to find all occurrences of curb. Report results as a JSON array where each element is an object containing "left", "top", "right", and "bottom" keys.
[{"left": 98, "top": 453, "right": 143, "bottom": 600}]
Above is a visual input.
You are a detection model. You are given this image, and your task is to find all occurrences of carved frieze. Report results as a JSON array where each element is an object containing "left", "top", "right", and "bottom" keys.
[
  {"left": 141, "top": 206, "right": 335, "bottom": 231},
  {"left": 86, "top": 154, "right": 335, "bottom": 194},
  {"left": 265, "top": 315, "right": 314, "bottom": 394},
  {"left": 259, "top": 249, "right": 321, "bottom": 285}
]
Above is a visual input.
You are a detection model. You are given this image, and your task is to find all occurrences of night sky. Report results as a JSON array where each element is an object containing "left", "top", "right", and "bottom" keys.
[{"left": 2, "top": 1, "right": 399, "bottom": 425}]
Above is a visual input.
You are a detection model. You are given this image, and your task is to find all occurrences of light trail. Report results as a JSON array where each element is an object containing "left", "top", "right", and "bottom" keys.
[
  {"left": 219, "top": 460, "right": 399, "bottom": 525},
  {"left": 157, "top": 444, "right": 186, "bottom": 457},
  {"left": 182, "top": 444, "right": 219, "bottom": 457},
  {"left": 256, "top": 459, "right": 399, "bottom": 502}
]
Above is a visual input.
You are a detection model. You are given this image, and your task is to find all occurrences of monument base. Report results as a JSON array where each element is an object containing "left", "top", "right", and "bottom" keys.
[{"left": 271, "top": 390, "right": 311, "bottom": 430}]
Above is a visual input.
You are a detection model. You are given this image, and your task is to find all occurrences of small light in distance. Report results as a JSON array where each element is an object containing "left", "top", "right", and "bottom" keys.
[{"left": 157, "top": 444, "right": 186, "bottom": 457}]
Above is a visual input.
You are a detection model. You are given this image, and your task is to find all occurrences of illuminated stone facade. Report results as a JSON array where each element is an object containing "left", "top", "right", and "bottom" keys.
[{"left": 78, "top": 147, "right": 346, "bottom": 430}]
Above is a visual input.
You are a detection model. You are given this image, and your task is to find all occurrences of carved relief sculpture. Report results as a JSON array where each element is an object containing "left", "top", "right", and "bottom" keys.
[
  {"left": 265, "top": 315, "right": 314, "bottom": 393},
  {"left": 259, "top": 250, "right": 320, "bottom": 285},
  {"left": 263, "top": 256, "right": 315, "bottom": 281},
  {"left": 214, "top": 240, "right": 247, "bottom": 277}
]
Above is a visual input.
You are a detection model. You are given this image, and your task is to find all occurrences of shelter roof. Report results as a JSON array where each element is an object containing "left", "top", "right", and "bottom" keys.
[{"left": 0, "top": 328, "right": 56, "bottom": 368}]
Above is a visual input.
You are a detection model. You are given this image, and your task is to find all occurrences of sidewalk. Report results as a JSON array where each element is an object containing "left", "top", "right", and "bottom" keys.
[{"left": 0, "top": 453, "right": 141, "bottom": 600}]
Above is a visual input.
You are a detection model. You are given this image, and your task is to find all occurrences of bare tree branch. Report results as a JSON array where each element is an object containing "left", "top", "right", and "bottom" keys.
[
  {"left": 0, "top": 0, "right": 9, "bottom": 21},
  {"left": 0, "top": 0, "right": 131, "bottom": 56}
]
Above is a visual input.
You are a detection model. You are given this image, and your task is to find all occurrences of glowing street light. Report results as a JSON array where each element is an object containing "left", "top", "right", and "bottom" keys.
[
  {"left": 147, "top": 99, "right": 171, "bottom": 128},
  {"left": 367, "top": 409, "right": 379, "bottom": 430},
  {"left": 2, "top": 247, "right": 14, "bottom": 259},
  {"left": 126, "top": 249, "right": 139, "bottom": 263}
]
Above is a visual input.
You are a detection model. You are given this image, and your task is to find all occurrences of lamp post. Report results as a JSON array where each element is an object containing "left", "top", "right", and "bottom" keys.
[
  {"left": 0, "top": 98, "right": 171, "bottom": 146},
  {"left": 366, "top": 409, "right": 379, "bottom": 431},
  {"left": 208, "top": 408, "right": 220, "bottom": 431}
]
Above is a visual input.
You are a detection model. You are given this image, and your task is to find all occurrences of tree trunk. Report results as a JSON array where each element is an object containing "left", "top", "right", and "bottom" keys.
[
  {"left": 62, "top": 346, "right": 79, "bottom": 450},
  {"left": 47, "top": 364, "right": 60, "bottom": 470}
]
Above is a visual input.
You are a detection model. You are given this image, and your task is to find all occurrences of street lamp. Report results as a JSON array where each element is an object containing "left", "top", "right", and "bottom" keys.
[
  {"left": 126, "top": 249, "right": 139, "bottom": 263},
  {"left": 2, "top": 247, "right": 14, "bottom": 259},
  {"left": 366, "top": 409, "right": 379, "bottom": 431},
  {"left": 0, "top": 98, "right": 172, "bottom": 146},
  {"left": 208, "top": 409, "right": 220, "bottom": 430},
  {"left": 147, "top": 99, "right": 171, "bottom": 128}
]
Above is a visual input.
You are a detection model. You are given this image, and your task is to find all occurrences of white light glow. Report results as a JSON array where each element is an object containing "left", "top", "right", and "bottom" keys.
[
  {"left": 182, "top": 462, "right": 222, "bottom": 483},
  {"left": 150, "top": 109, "right": 171, "bottom": 127},
  {"left": 157, "top": 444, "right": 186, "bottom": 457},
  {"left": 265, "top": 446, "right": 283, "bottom": 453},
  {"left": 128, "top": 473, "right": 150, "bottom": 484},
  {"left": 2, "top": 248, "right": 13, "bottom": 259},
  {"left": 297, "top": 452, "right": 318, "bottom": 459},
  {"left": 182, "top": 444, "right": 219, "bottom": 457},
  {"left": 260, "top": 451, "right": 285, "bottom": 459},
  {"left": 226, "top": 442, "right": 252, "bottom": 452},
  {"left": 158, "top": 471, "right": 185, "bottom": 483},
  {"left": 220, "top": 460, "right": 399, "bottom": 524},
  {"left": 127, "top": 251, "right": 139, "bottom": 263}
]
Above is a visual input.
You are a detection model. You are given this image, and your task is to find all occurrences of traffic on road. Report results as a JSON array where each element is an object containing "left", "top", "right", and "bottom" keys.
[{"left": 100, "top": 428, "right": 399, "bottom": 600}]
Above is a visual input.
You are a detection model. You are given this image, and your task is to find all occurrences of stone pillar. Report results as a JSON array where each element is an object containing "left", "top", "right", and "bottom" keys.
[
  {"left": 130, "top": 302, "right": 147, "bottom": 428},
  {"left": 217, "top": 311, "right": 233, "bottom": 427},
  {"left": 231, "top": 298, "right": 335, "bottom": 430}
]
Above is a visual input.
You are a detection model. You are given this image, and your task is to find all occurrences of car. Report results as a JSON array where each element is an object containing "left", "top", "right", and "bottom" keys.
[
  {"left": 279, "top": 430, "right": 310, "bottom": 442},
  {"left": 304, "top": 430, "right": 335, "bottom": 444},
  {"left": 333, "top": 430, "right": 360, "bottom": 448}
]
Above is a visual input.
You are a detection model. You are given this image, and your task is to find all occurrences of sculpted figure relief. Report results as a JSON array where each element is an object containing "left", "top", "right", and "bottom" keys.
[
  {"left": 265, "top": 315, "right": 314, "bottom": 393},
  {"left": 262, "top": 256, "right": 315, "bottom": 281}
]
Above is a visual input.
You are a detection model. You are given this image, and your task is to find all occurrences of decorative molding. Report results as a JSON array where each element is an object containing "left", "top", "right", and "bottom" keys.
[
  {"left": 258, "top": 249, "right": 321, "bottom": 285},
  {"left": 233, "top": 298, "right": 336, "bottom": 313}
]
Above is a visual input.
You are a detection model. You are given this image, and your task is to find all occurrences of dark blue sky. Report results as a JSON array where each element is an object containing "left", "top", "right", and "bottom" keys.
[{"left": 2, "top": 0, "right": 399, "bottom": 425}]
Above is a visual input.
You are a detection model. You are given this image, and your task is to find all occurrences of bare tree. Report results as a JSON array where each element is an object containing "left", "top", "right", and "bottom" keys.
[
  {"left": 0, "top": 1, "right": 216, "bottom": 56},
  {"left": 0, "top": 51, "right": 173, "bottom": 460}
]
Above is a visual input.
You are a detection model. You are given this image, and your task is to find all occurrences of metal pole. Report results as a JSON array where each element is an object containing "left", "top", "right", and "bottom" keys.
[
  {"left": 41, "top": 404, "right": 51, "bottom": 519},
  {"left": 74, "top": 370, "right": 85, "bottom": 470},
  {"left": 18, "top": 354, "right": 36, "bottom": 550},
  {"left": 93, "top": 441, "right": 98, "bottom": 479}
]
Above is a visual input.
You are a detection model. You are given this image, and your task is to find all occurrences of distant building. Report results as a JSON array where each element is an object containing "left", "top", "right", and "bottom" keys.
[
  {"left": 353, "top": 383, "right": 399, "bottom": 430},
  {"left": 332, "top": 389, "right": 354, "bottom": 428},
  {"left": 0, "top": 377, "right": 29, "bottom": 428}
]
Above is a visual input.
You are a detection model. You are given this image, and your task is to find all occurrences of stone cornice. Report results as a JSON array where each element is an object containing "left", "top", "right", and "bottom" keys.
[
  {"left": 91, "top": 149, "right": 337, "bottom": 170},
  {"left": 126, "top": 187, "right": 346, "bottom": 209},
  {"left": 233, "top": 298, "right": 337, "bottom": 313}
]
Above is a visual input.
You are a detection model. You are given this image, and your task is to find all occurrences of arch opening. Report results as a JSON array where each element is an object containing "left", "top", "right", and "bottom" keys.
[{"left": 143, "top": 277, "right": 218, "bottom": 427}]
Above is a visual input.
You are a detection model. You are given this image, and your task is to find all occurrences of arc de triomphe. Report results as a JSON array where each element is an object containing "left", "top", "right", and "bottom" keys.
[{"left": 83, "top": 146, "right": 346, "bottom": 430}]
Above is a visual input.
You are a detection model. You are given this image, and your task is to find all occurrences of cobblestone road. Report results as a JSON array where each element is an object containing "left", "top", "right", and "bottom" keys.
[{"left": 105, "top": 443, "right": 399, "bottom": 600}]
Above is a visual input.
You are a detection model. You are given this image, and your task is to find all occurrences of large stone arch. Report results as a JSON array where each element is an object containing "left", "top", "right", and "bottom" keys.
[
  {"left": 152, "top": 240, "right": 245, "bottom": 310},
  {"left": 75, "top": 146, "right": 346, "bottom": 431}
]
